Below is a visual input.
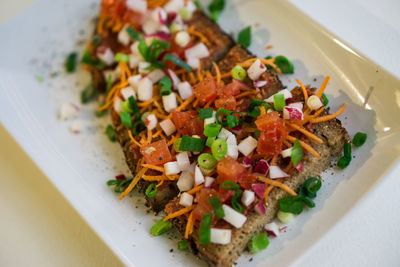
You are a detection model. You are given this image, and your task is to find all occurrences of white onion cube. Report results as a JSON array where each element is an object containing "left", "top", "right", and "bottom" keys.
[
  {"left": 179, "top": 192, "right": 193, "bottom": 207},
  {"left": 177, "top": 171, "right": 194, "bottom": 192},
  {"left": 160, "top": 118, "right": 176, "bottom": 136},
  {"left": 129, "top": 54, "right": 142, "bottom": 69},
  {"left": 137, "top": 77, "right": 153, "bottom": 101},
  {"left": 70, "top": 120, "right": 83, "bottom": 134},
  {"left": 281, "top": 148, "right": 292, "bottom": 158},
  {"left": 247, "top": 59, "right": 266, "bottom": 81},
  {"left": 148, "top": 69, "right": 165, "bottom": 84},
  {"left": 238, "top": 136, "right": 258, "bottom": 156},
  {"left": 222, "top": 204, "right": 247, "bottom": 228},
  {"left": 241, "top": 190, "right": 255, "bottom": 207},
  {"left": 121, "top": 86, "right": 136, "bottom": 100},
  {"left": 186, "top": 57, "right": 200, "bottom": 69},
  {"left": 118, "top": 25, "right": 131, "bottom": 46},
  {"left": 114, "top": 96, "right": 122, "bottom": 112},
  {"left": 266, "top": 89, "right": 293, "bottom": 103},
  {"left": 128, "top": 74, "right": 142, "bottom": 92},
  {"left": 164, "top": 161, "right": 181, "bottom": 175},
  {"left": 194, "top": 165, "right": 204, "bottom": 186},
  {"left": 176, "top": 152, "right": 190, "bottom": 171},
  {"left": 138, "top": 62, "right": 151, "bottom": 74},
  {"left": 204, "top": 177, "right": 215, "bottom": 188},
  {"left": 126, "top": 0, "right": 147, "bottom": 13},
  {"left": 145, "top": 114, "right": 157, "bottom": 130},
  {"left": 59, "top": 103, "right": 79, "bottom": 120},
  {"left": 96, "top": 47, "right": 114, "bottom": 66},
  {"left": 210, "top": 228, "right": 231, "bottom": 245},
  {"left": 185, "top": 43, "right": 210, "bottom": 59},
  {"left": 162, "top": 93, "right": 178, "bottom": 113},
  {"left": 226, "top": 134, "right": 238, "bottom": 160},
  {"left": 177, "top": 81, "right": 193, "bottom": 100}
]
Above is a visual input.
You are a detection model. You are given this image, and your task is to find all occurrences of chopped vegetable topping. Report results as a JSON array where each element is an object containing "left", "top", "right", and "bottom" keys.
[
  {"left": 145, "top": 183, "right": 158, "bottom": 198},
  {"left": 198, "top": 153, "right": 217, "bottom": 169},
  {"left": 211, "top": 139, "right": 228, "bottom": 160},
  {"left": 178, "top": 240, "right": 188, "bottom": 251},
  {"left": 159, "top": 76, "right": 172, "bottom": 96},
  {"left": 199, "top": 213, "right": 212, "bottom": 244},
  {"left": 237, "top": 26, "right": 251, "bottom": 47},
  {"left": 179, "top": 134, "right": 206, "bottom": 152},
  {"left": 248, "top": 233, "right": 269, "bottom": 254},
  {"left": 208, "top": 0, "right": 225, "bottom": 22},
  {"left": 208, "top": 196, "right": 225, "bottom": 219},
  {"left": 150, "top": 219, "right": 172, "bottom": 236},
  {"left": 199, "top": 108, "right": 213, "bottom": 119},
  {"left": 274, "top": 55, "right": 294, "bottom": 74},
  {"left": 65, "top": 52, "right": 78, "bottom": 73},
  {"left": 353, "top": 132, "right": 367, "bottom": 147},
  {"left": 105, "top": 124, "right": 117, "bottom": 142}
]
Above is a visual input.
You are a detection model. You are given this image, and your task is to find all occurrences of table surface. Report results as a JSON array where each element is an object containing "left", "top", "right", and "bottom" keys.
[{"left": 1, "top": 1, "right": 399, "bottom": 266}]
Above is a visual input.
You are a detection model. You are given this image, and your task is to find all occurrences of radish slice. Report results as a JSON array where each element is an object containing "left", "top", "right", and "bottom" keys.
[
  {"left": 164, "top": 0, "right": 184, "bottom": 13},
  {"left": 176, "top": 152, "right": 190, "bottom": 171},
  {"left": 177, "top": 81, "right": 193, "bottom": 100},
  {"left": 130, "top": 41, "right": 141, "bottom": 55},
  {"left": 160, "top": 118, "right": 176, "bottom": 136},
  {"left": 295, "top": 163, "right": 303, "bottom": 172},
  {"left": 142, "top": 18, "right": 160, "bottom": 35},
  {"left": 283, "top": 107, "right": 303, "bottom": 120},
  {"left": 150, "top": 7, "right": 167, "bottom": 25},
  {"left": 118, "top": 25, "right": 131, "bottom": 46},
  {"left": 253, "top": 160, "right": 269, "bottom": 176},
  {"left": 231, "top": 125, "right": 243, "bottom": 135},
  {"left": 145, "top": 114, "right": 158, "bottom": 130},
  {"left": 247, "top": 59, "right": 266, "bottom": 81},
  {"left": 307, "top": 95, "right": 323, "bottom": 110},
  {"left": 265, "top": 89, "right": 293, "bottom": 103},
  {"left": 281, "top": 148, "right": 292, "bottom": 158},
  {"left": 204, "top": 177, "right": 215, "bottom": 188},
  {"left": 211, "top": 228, "right": 231, "bottom": 245},
  {"left": 186, "top": 57, "right": 200, "bottom": 69},
  {"left": 254, "top": 202, "right": 266, "bottom": 215},
  {"left": 59, "top": 103, "right": 79, "bottom": 120},
  {"left": 288, "top": 102, "right": 303, "bottom": 110},
  {"left": 177, "top": 171, "right": 194, "bottom": 192},
  {"left": 146, "top": 32, "right": 171, "bottom": 41},
  {"left": 252, "top": 183, "right": 267, "bottom": 199},
  {"left": 179, "top": 192, "right": 193, "bottom": 207},
  {"left": 194, "top": 165, "right": 204, "bottom": 185},
  {"left": 222, "top": 205, "right": 247, "bottom": 228},
  {"left": 243, "top": 157, "right": 254, "bottom": 166},
  {"left": 147, "top": 69, "right": 165, "bottom": 84},
  {"left": 121, "top": 86, "right": 136, "bottom": 100},
  {"left": 238, "top": 136, "right": 258, "bottom": 156},
  {"left": 254, "top": 80, "right": 267, "bottom": 88},
  {"left": 164, "top": 161, "right": 181, "bottom": 175},
  {"left": 185, "top": 43, "right": 210, "bottom": 59},
  {"left": 96, "top": 46, "right": 114, "bottom": 66},
  {"left": 269, "top": 166, "right": 290, "bottom": 179},
  {"left": 264, "top": 222, "right": 280, "bottom": 237},
  {"left": 162, "top": 93, "right": 178, "bottom": 113},
  {"left": 126, "top": 0, "right": 147, "bottom": 14},
  {"left": 241, "top": 190, "right": 255, "bottom": 207},
  {"left": 137, "top": 77, "right": 153, "bottom": 101},
  {"left": 167, "top": 69, "right": 181, "bottom": 89},
  {"left": 128, "top": 74, "right": 142, "bottom": 92},
  {"left": 226, "top": 134, "right": 238, "bottom": 160}
]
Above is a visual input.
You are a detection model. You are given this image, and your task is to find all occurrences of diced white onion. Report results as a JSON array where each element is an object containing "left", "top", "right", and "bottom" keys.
[
  {"left": 103, "top": 70, "right": 118, "bottom": 84},
  {"left": 222, "top": 204, "right": 247, "bottom": 228},
  {"left": 264, "top": 222, "right": 280, "bottom": 237},
  {"left": 151, "top": 7, "right": 167, "bottom": 25},
  {"left": 142, "top": 18, "right": 160, "bottom": 35},
  {"left": 70, "top": 120, "right": 83, "bottom": 134},
  {"left": 185, "top": 43, "right": 210, "bottom": 59},
  {"left": 204, "top": 177, "right": 215, "bottom": 188},
  {"left": 163, "top": 0, "right": 184, "bottom": 13},
  {"left": 121, "top": 86, "right": 136, "bottom": 100},
  {"left": 145, "top": 114, "right": 158, "bottom": 130},
  {"left": 281, "top": 147, "right": 292, "bottom": 158},
  {"left": 176, "top": 152, "right": 190, "bottom": 171},
  {"left": 137, "top": 77, "right": 153, "bottom": 101},
  {"left": 307, "top": 95, "right": 323, "bottom": 110},
  {"left": 177, "top": 81, "right": 193, "bottom": 100},
  {"left": 226, "top": 134, "right": 238, "bottom": 160},
  {"left": 218, "top": 128, "right": 232, "bottom": 141},
  {"left": 238, "top": 136, "right": 258, "bottom": 156},
  {"left": 96, "top": 47, "right": 114, "bottom": 66},
  {"left": 126, "top": 0, "right": 147, "bottom": 14},
  {"left": 241, "top": 190, "right": 255, "bottom": 207},
  {"left": 162, "top": 93, "right": 178, "bottom": 113},
  {"left": 128, "top": 74, "right": 142, "bottom": 92},
  {"left": 59, "top": 103, "right": 79, "bottom": 120},
  {"left": 175, "top": 31, "right": 190, "bottom": 47},
  {"left": 210, "top": 228, "right": 231, "bottom": 245},
  {"left": 160, "top": 118, "right": 176, "bottom": 136},
  {"left": 164, "top": 161, "right": 181, "bottom": 175},
  {"left": 138, "top": 62, "right": 151, "bottom": 74},
  {"left": 129, "top": 54, "right": 142, "bottom": 69},
  {"left": 148, "top": 69, "right": 165, "bottom": 83},
  {"left": 130, "top": 41, "right": 141, "bottom": 55},
  {"left": 194, "top": 165, "right": 204, "bottom": 186},
  {"left": 204, "top": 111, "right": 216, "bottom": 126},
  {"left": 269, "top": 166, "right": 290, "bottom": 179},
  {"left": 265, "top": 89, "right": 293, "bottom": 103},
  {"left": 114, "top": 96, "right": 122, "bottom": 112},
  {"left": 179, "top": 192, "right": 193, "bottom": 207},
  {"left": 199, "top": 165, "right": 213, "bottom": 176},
  {"left": 177, "top": 171, "right": 194, "bottom": 191},
  {"left": 118, "top": 25, "right": 131, "bottom": 46},
  {"left": 186, "top": 57, "right": 200, "bottom": 69},
  {"left": 167, "top": 69, "right": 181, "bottom": 89},
  {"left": 247, "top": 59, "right": 266, "bottom": 81}
]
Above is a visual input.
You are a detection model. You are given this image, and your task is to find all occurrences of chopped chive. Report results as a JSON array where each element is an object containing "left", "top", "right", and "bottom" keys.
[
  {"left": 352, "top": 132, "right": 367, "bottom": 147},
  {"left": 121, "top": 100, "right": 133, "bottom": 114},
  {"left": 221, "top": 180, "right": 239, "bottom": 191},
  {"left": 303, "top": 177, "right": 321, "bottom": 198},
  {"left": 208, "top": 0, "right": 225, "bottom": 22},
  {"left": 105, "top": 124, "right": 117, "bottom": 142},
  {"left": 337, "top": 156, "right": 350, "bottom": 169},
  {"left": 199, "top": 213, "right": 212, "bottom": 244},
  {"left": 291, "top": 139, "right": 304, "bottom": 166},
  {"left": 120, "top": 111, "right": 133, "bottom": 128},
  {"left": 343, "top": 143, "right": 352, "bottom": 159},
  {"left": 114, "top": 53, "right": 129, "bottom": 63},
  {"left": 204, "top": 123, "right": 221, "bottom": 137},
  {"left": 92, "top": 34, "right": 102, "bottom": 46},
  {"left": 159, "top": 76, "right": 172, "bottom": 96},
  {"left": 65, "top": 52, "right": 78, "bottom": 73},
  {"left": 215, "top": 108, "right": 231, "bottom": 126},
  {"left": 273, "top": 93, "right": 285, "bottom": 111},
  {"left": 128, "top": 96, "right": 140, "bottom": 120},
  {"left": 36, "top": 75, "right": 44, "bottom": 83},
  {"left": 178, "top": 240, "right": 188, "bottom": 250},
  {"left": 211, "top": 139, "right": 227, "bottom": 161},
  {"left": 198, "top": 153, "right": 217, "bottom": 169},
  {"left": 126, "top": 25, "right": 140, "bottom": 40},
  {"left": 206, "top": 136, "right": 216, "bottom": 147},
  {"left": 253, "top": 129, "right": 261, "bottom": 139},
  {"left": 81, "top": 83, "right": 97, "bottom": 104},
  {"left": 231, "top": 189, "right": 244, "bottom": 213},
  {"left": 237, "top": 26, "right": 251, "bottom": 47},
  {"left": 248, "top": 233, "right": 269, "bottom": 254},
  {"left": 231, "top": 65, "right": 246, "bottom": 81},
  {"left": 145, "top": 183, "right": 158, "bottom": 198},
  {"left": 81, "top": 50, "right": 106, "bottom": 69},
  {"left": 132, "top": 120, "right": 146, "bottom": 136},
  {"left": 106, "top": 74, "right": 113, "bottom": 92},
  {"left": 199, "top": 108, "right": 213, "bottom": 119},
  {"left": 163, "top": 53, "right": 192, "bottom": 72},
  {"left": 274, "top": 55, "right": 294, "bottom": 74},
  {"left": 321, "top": 93, "right": 329, "bottom": 106},
  {"left": 208, "top": 196, "right": 225, "bottom": 219},
  {"left": 226, "top": 114, "right": 239, "bottom": 128},
  {"left": 179, "top": 135, "right": 206, "bottom": 152},
  {"left": 150, "top": 219, "right": 172, "bottom": 236},
  {"left": 279, "top": 195, "right": 303, "bottom": 214}
]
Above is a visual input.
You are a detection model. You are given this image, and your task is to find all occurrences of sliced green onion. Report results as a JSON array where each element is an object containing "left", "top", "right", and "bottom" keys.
[
  {"left": 222, "top": 180, "right": 239, "bottom": 191},
  {"left": 291, "top": 139, "right": 304, "bottom": 166},
  {"left": 178, "top": 240, "right": 188, "bottom": 251},
  {"left": 279, "top": 195, "right": 303, "bottom": 215},
  {"left": 208, "top": 196, "right": 225, "bottom": 219},
  {"left": 249, "top": 106, "right": 260, "bottom": 118},
  {"left": 211, "top": 139, "right": 227, "bottom": 160},
  {"left": 36, "top": 75, "right": 44, "bottom": 83},
  {"left": 226, "top": 114, "right": 239, "bottom": 128},
  {"left": 273, "top": 93, "right": 285, "bottom": 111},
  {"left": 169, "top": 23, "right": 182, "bottom": 33},
  {"left": 321, "top": 93, "right": 329, "bottom": 106},
  {"left": 105, "top": 124, "right": 117, "bottom": 142},
  {"left": 174, "top": 138, "right": 182, "bottom": 152},
  {"left": 145, "top": 183, "right": 158, "bottom": 198},
  {"left": 231, "top": 65, "right": 246, "bottom": 81},
  {"left": 215, "top": 108, "right": 231, "bottom": 126},
  {"left": 96, "top": 102, "right": 107, "bottom": 117},
  {"left": 303, "top": 177, "right": 321, "bottom": 198},
  {"left": 106, "top": 74, "right": 113, "bottom": 92},
  {"left": 204, "top": 123, "right": 221, "bottom": 137},
  {"left": 337, "top": 156, "right": 350, "bottom": 169},
  {"left": 198, "top": 153, "right": 217, "bottom": 169},
  {"left": 121, "top": 100, "right": 133, "bottom": 114},
  {"left": 194, "top": 0, "right": 202, "bottom": 9},
  {"left": 114, "top": 53, "right": 129, "bottom": 63},
  {"left": 159, "top": 76, "right": 172, "bottom": 96},
  {"left": 274, "top": 55, "right": 294, "bottom": 74},
  {"left": 208, "top": 0, "right": 225, "bottom": 22},
  {"left": 230, "top": 111, "right": 244, "bottom": 124},
  {"left": 126, "top": 25, "right": 140, "bottom": 40},
  {"left": 199, "top": 108, "right": 213, "bottom": 119},
  {"left": 92, "top": 34, "right": 102, "bottom": 46},
  {"left": 138, "top": 38, "right": 148, "bottom": 60},
  {"left": 199, "top": 213, "right": 212, "bottom": 244},
  {"left": 81, "top": 83, "right": 97, "bottom": 104},
  {"left": 301, "top": 196, "right": 315, "bottom": 208},
  {"left": 248, "top": 233, "right": 269, "bottom": 254},
  {"left": 178, "top": 7, "right": 191, "bottom": 20},
  {"left": 163, "top": 53, "right": 192, "bottom": 72},
  {"left": 277, "top": 210, "right": 295, "bottom": 223},
  {"left": 353, "top": 132, "right": 367, "bottom": 147},
  {"left": 132, "top": 120, "right": 146, "bottom": 136},
  {"left": 120, "top": 112, "right": 133, "bottom": 128},
  {"left": 150, "top": 219, "right": 172, "bottom": 236},
  {"left": 344, "top": 143, "right": 352, "bottom": 159},
  {"left": 81, "top": 50, "right": 106, "bottom": 69},
  {"left": 253, "top": 129, "right": 261, "bottom": 139},
  {"left": 206, "top": 137, "right": 215, "bottom": 147},
  {"left": 128, "top": 96, "right": 140, "bottom": 120},
  {"left": 231, "top": 189, "right": 244, "bottom": 213},
  {"left": 65, "top": 52, "right": 77, "bottom": 73},
  {"left": 237, "top": 26, "right": 251, "bottom": 47},
  {"left": 179, "top": 135, "right": 206, "bottom": 152},
  {"left": 107, "top": 178, "right": 132, "bottom": 193}
]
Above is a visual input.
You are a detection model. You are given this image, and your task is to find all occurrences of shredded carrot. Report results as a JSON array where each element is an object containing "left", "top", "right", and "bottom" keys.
[
  {"left": 156, "top": 180, "right": 164, "bottom": 188},
  {"left": 142, "top": 164, "right": 164, "bottom": 172},
  {"left": 167, "top": 135, "right": 178, "bottom": 146},
  {"left": 260, "top": 105, "right": 266, "bottom": 115},
  {"left": 148, "top": 0, "right": 169, "bottom": 8},
  {"left": 175, "top": 95, "right": 195, "bottom": 112},
  {"left": 296, "top": 78, "right": 308, "bottom": 103},
  {"left": 287, "top": 123, "right": 323, "bottom": 144},
  {"left": 136, "top": 158, "right": 144, "bottom": 173},
  {"left": 163, "top": 205, "right": 195, "bottom": 221},
  {"left": 147, "top": 128, "right": 152, "bottom": 144},
  {"left": 263, "top": 185, "right": 274, "bottom": 203},
  {"left": 186, "top": 185, "right": 204, "bottom": 195},
  {"left": 188, "top": 72, "right": 197, "bottom": 84},
  {"left": 197, "top": 60, "right": 203, "bottom": 82},
  {"left": 119, "top": 167, "right": 148, "bottom": 200},
  {"left": 310, "top": 103, "right": 346, "bottom": 123},
  {"left": 316, "top": 76, "right": 330, "bottom": 98},
  {"left": 184, "top": 211, "right": 194, "bottom": 239},
  {"left": 286, "top": 135, "right": 320, "bottom": 158},
  {"left": 235, "top": 90, "right": 258, "bottom": 99},
  {"left": 152, "top": 129, "right": 163, "bottom": 138},
  {"left": 137, "top": 98, "right": 156, "bottom": 107},
  {"left": 257, "top": 176, "right": 297, "bottom": 196},
  {"left": 128, "top": 130, "right": 142, "bottom": 147},
  {"left": 187, "top": 26, "right": 209, "bottom": 45},
  {"left": 143, "top": 175, "right": 168, "bottom": 181},
  {"left": 212, "top": 61, "right": 221, "bottom": 86},
  {"left": 193, "top": 99, "right": 199, "bottom": 107}
]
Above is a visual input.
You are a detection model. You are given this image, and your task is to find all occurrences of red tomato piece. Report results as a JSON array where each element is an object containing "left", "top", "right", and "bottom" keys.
[
  {"left": 192, "top": 188, "right": 219, "bottom": 222},
  {"left": 238, "top": 173, "right": 257, "bottom": 190},
  {"left": 215, "top": 96, "right": 237, "bottom": 111},
  {"left": 216, "top": 157, "right": 248, "bottom": 201},
  {"left": 255, "top": 111, "right": 281, "bottom": 130},
  {"left": 140, "top": 139, "right": 172, "bottom": 165},
  {"left": 257, "top": 122, "right": 288, "bottom": 155},
  {"left": 171, "top": 110, "right": 203, "bottom": 136},
  {"left": 123, "top": 10, "right": 145, "bottom": 29},
  {"left": 217, "top": 79, "right": 247, "bottom": 97},
  {"left": 193, "top": 77, "right": 218, "bottom": 106}
]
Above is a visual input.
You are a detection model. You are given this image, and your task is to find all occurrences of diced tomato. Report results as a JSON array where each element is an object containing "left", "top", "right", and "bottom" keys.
[
  {"left": 216, "top": 157, "right": 248, "bottom": 202},
  {"left": 217, "top": 79, "right": 248, "bottom": 97},
  {"left": 192, "top": 188, "right": 219, "bottom": 223},
  {"left": 257, "top": 122, "right": 287, "bottom": 155},
  {"left": 101, "top": 0, "right": 126, "bottom": 18},
  {"left": 123, "top": 10, "right": 144, "bottom": 29},
  {"left": 238, "top": 173, "right": 257, "bottom": 190},
  {"left": 193, "top": 77, "right": 218, "bottom": 106},
  {"left": 140, "top": 139, "right": 172, "bottom": 165},
  {"left": 171, "top": 111, "right": 203, "bottom": 136},
  {"left": 215, "top": 96, "right": 237, "bottom": 111},
  {"left": 255, "top": 111, "right": 281, "bottom": 130}
]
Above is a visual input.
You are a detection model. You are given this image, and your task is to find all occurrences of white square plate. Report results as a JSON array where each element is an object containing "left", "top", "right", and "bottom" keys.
[{"left": 1, "top": 0, "right": 399, "bottom": 266}]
